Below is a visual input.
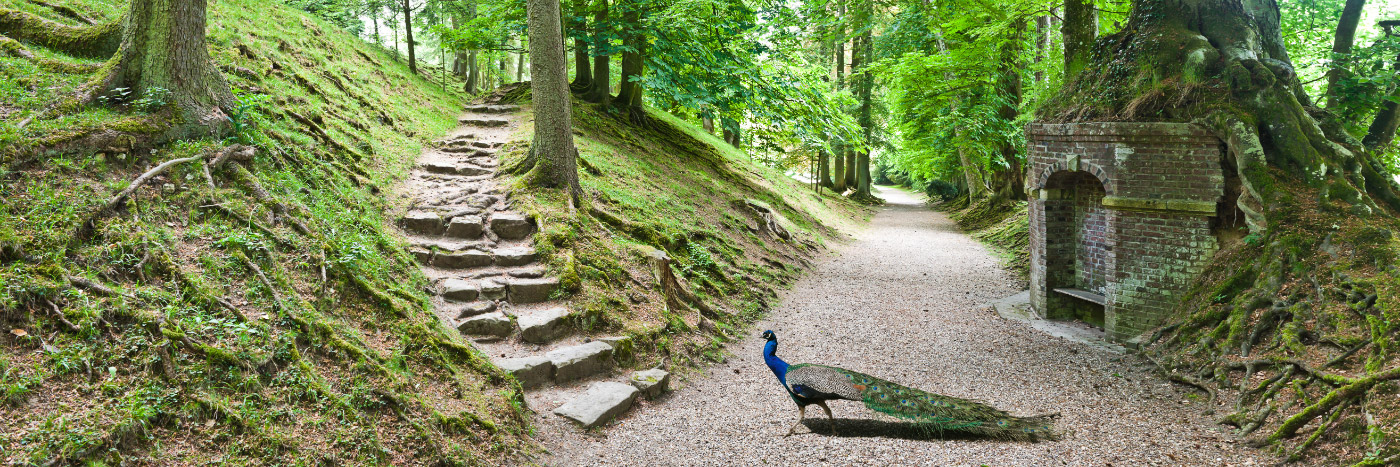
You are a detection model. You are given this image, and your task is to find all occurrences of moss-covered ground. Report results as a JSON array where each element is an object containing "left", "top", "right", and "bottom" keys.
[
  {"left": 491, "top": 94, "right": 868, "bottom": 373},
  {"left": 1, "top": 0, "right": 535, "bottom": 464}
]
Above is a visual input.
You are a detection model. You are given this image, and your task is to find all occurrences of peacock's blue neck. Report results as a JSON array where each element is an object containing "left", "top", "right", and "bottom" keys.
[{"left": 763, "top": 339, "right": 789, "bottom": 386}]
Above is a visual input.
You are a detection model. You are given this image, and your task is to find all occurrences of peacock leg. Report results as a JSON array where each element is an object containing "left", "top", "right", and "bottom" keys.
[
  {"left": 815, "top": 401, "right": 837, "bottom": 436},
  {"left": 785, "top": 405, "right": 807, "bottom": 436}
]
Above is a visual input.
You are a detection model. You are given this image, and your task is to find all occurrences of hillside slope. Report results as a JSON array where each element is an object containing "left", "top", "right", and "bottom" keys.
[
  {"left": 1, "top": 0, "right": 532, "bottom": 464},
  {"left": 489, "top": 91, "right": 867, "bottom": 374}
]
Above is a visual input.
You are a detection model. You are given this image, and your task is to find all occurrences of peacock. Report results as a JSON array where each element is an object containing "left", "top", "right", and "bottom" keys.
[{"left": 761, "top": 330, "right": 1059, "bottom": 440}]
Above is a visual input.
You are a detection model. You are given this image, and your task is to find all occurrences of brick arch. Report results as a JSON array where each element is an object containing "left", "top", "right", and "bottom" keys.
[{"left": 1032, "top": 161, "right": 1115, "bottom": 196}]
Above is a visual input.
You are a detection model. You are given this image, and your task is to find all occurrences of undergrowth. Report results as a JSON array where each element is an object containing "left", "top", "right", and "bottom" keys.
[{"left": 1, "top": 0, "right": 532, "bottom": 464}]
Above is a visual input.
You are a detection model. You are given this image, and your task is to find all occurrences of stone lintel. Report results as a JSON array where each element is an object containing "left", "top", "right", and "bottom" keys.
[{"left": 1101, "top": 196, "right": 1215, "bottom": 214}]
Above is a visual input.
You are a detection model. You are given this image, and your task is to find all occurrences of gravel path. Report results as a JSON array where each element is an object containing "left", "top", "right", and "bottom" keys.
[{"left": 540, "top": 186, "right": 1277, "bottom": 466}]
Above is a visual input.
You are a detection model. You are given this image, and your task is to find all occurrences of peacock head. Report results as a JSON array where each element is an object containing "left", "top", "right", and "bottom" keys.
[{"left": 761, "top": 330, "right": 776, "bottom": 341}]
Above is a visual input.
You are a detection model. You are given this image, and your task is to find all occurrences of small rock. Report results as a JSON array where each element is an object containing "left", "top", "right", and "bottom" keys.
[
  {"left": 497, "top": 356, "right": 554, "bottom": 389},
  {"left": 479, "top": 279, "right": 508, "bottom": 300},
  {"left": 518, "top": 307, "right": 571, "bottom": 344},
  {"left": 408, "top": 248, "right": 432, "bottom": 265},
  {"left": 457, "top": 312, "right": 512, "bottom": 337},
  {"left": 421, "top": 161, "right": 459, "bottom": 174},
  {"left": 489, "top": 213, "right": 534, "bottom": 239},
  {"left": 629, "top": 369, "right": 670, "bottom": 399},
  {"left": 547, "top": 341, "right": 613, "bottom": 383},
  {"left": 553, "top": 382, "right": 639, "bottom": 428}
]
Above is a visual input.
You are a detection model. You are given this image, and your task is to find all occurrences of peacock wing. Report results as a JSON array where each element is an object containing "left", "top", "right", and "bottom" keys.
[{"left": 784, "top": 364, "right": 865, "bottom": 400}]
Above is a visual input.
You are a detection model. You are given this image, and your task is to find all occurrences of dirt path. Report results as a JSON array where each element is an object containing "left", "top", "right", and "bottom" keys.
[{"left": 541, "top": 185, "right": 1277, "bottom": 466}]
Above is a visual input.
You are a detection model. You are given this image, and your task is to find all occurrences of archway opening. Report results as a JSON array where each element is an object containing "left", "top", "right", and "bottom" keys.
[{"left": 1041, "top": 170, "right": 1108, "bottom": 327}]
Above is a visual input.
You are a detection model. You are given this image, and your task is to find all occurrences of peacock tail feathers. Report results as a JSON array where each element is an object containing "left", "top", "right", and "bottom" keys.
[{"left": 787, "top": 363, "right": 1060, "bottom": 441}]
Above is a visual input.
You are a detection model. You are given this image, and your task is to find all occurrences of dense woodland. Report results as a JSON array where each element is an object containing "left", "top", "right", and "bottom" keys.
[{"left": 3, "top": 0, "right": 1400, "bottom": 463}]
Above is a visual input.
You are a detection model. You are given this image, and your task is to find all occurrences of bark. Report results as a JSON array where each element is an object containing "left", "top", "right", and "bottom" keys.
[
  {"left": 852, "top": 21, "right": 874, "bottom": 200},
  {"left": 832, "top": 19, "right": 848, "bottom": 193},
  {"left": 98, "top": 0, "right": 233, "bottom": 136},
  {"left": 1034, "top": 15, "right": 1049, "bottom": 84},
  {"left": 0, "top": 8, "right": 121, "bottom": 58},
  {"left": 818, "top": 149, "right": 833, "bottom": 188},
  {"left": 722, "top": 118, "right": 741, "bottom": 148},
  {"left": 993, "top": 19, "right": 1026, "bottom": 202},
  {"left": 371, "top": 8, "right": 379, "bottom": 44},
  {"left": 1061, "top": 0, "right": 1097, "bottom": 81},
  {"left": 403, "top": 0, "right": 415, "bottom": 74},
  {"left": 584, "top": 0, "right": 611, "bottom": 104},
  {"left": 1363, "top": 92, "right": 1399, "bottom": 150},
  {"left": 1324, "top": 0, "right": 1366, "bottom": 108},
  {"left": 516, "top": 37, "right": 526, "bottom": 82},
  {"left": 702, "top": 115, "right": 713, "bottom": 134},
  {"left": 522, "top": 0, "right": 582, "bottom": 203},
  {"left": 832, "top": 149, "right": 847, "bottom": 192},
  {"left": 613, "top": 2, "right": 646, "bottom": 122},
  {"left": 569, "top": 0, "right": 591, "bottom": 91}
]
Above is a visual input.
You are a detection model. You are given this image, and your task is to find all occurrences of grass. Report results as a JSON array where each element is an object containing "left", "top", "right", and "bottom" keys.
[
  {"left": 0, "top": 0, "right": 534, "bottom": 464},
  {"left": 494, "top": 96, "right": 868, "bottom": 374}
]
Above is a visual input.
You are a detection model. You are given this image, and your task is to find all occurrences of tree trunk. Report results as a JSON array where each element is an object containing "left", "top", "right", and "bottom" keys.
[
  {"left": 1034, "top": 15, "right": 1049, "bottom": 84},
  {"left": 371, "top": 9, "right": 380, "bottom": 44},
  {"left": 520, "top": 0, "right": 581, "bottom": 203},
  {"left": 1061, "top": 0, "right": 1096, "bottom": 81},
  {"left": 832, "top": 150, "right": 847, "bottom": 192},
  {"left": 584, "top": 0, "right": 610, "bottom": 103},
  {"left": 1363, "top": 51, "right": 1399, "bottom": 150},
  {"left": 569, "top": 0, "right": 591, "bottom": 91},
  {"left": 722, "top": 118, "right": 741, "bottom": 148},
  {"left": 819, "top": 149, "right": 833, "bottom": 188},
  {"left": 1324, "top": 0, "right": 1367, "bottom": 108},
  {"left": 831, "top": 21, "right": 847, "bottom": 193},
  {"left": 844, "top": 148, "right": 856, "bottom": 188},
  {"left": 993, "top": 19, "right": 1026, "bottom": 202},
  {"left": 702, "top": 115, "right": 713, "bottom": 134},
  {"left": 466, "top": 50, "right": 479, "bottom": 92},
  {"left": 852, "top": 21, "right": 875, "bottom": 200},
  {"left": 613, "top": 3, "right": 646, "bottom": 122},
  {"left": 98, "top": 0, "right": 232, "bottom": 136},
  {"left": 517, "top": 37, "right": 526, "bottom": 82},
  {"left": 403, "top": 0, "right": 415, "bottom": 74}
]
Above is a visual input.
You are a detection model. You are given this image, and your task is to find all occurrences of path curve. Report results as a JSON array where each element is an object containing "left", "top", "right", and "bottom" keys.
[{"left": 542, "top": 185, "right": 1276, "bottom": 466}]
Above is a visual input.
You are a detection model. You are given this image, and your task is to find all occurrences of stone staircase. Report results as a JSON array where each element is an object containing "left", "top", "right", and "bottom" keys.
[{"left": 397, "top": 101, "right": 668, "bottom": 430}]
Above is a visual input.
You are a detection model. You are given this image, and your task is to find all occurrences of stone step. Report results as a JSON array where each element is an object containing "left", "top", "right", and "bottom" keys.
[
  {"left": 508, "top": 276, "right": 559, "bottom": 304},
  {"left": 497, "top": 356, "right": 553, "bottom": 389},
  {"left": 420, "top": 161, "right": 492, "bottom": 176},
  {"left": 445, "top": 215, "right": 484, "bottom": 239},
  {"left": 465, "top": 104, "right": 520, "bottom": 114},
  {"left": 493, "top": 246, "right": 537, "bottom": 266},
  {"left": 431, "top": 250, "right": 493, "bottom": 269},
  {"left": 457, "top": 311, "right": 512, "bottom": 337},
  {"left": 553, "top": 382, "right": 639, "bottom": 428},
  {"left": 488, "top": 212, "right": 535, "bottom": 240},
  {"left": 518, "top": 306, "right": 571, "bottom": 344},
  {"left": 432, "top": 134, "right": 477, "bottom": 146},
  {"left": 629, "top": 369, "right": 670, "bottom": 400},
  {"left": 447, "top": 300, "right": 496, "bottom": 319},
  {"left": 400, "top": 211, "right": 445, "bottom": 235},
  {"left": 459, "top": 117, "right": 510, "bottom": 127},
  {"left": 439, "top": 146, "right": 497, "bottom": 159},
  {"left": 546, "top": 341, "right": 613, "bottom": 383},
  {"left": 472, "top": 141, "right": 504, "bottom": 149}
]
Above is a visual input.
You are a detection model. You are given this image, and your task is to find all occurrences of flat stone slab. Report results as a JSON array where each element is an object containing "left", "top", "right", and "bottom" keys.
[
  {"left": 432, "top": 250, "right": 492, "bottom": 269},
  {"left": 518, "top": 307, "right": 571, "bottom": 344},
  {"left": 493, "top": 247, "right": 537, "bottom": 267},
  {"left": 409, "top": 248, "right": 432, "bottom": 265},
  {"left": 547, "top": 341, "right": 613, "bottom": 383},
  {"left": 629, "top": 369, "right": 670, "bottom": 399},
  {"left": 455, "top": 300, "right": 496, "bottom": 319},
  {"left": 445, "top": 215, "right": 484, "bottom": 239},
  {"left": 497, "top": 356, "right": 553, "bottom": 389},
  {"left": 440, "top": 279, "right": 480, "bottom": 302},
  {"left": 457, "top": 312, "right": 512, "bottom": 337},
  {"left": 553, "top": 382, "right": 639, "bottom": 429},
  {"left": 400, "top": 212, "right": 445, "bottom": 235},
  {"left": 471, "top": 141, "right": 503, "bottom": 149},
  {"left": 508, "top": 276, "right": 559, "bottom": 303},
  {"left": 488, "top": 213, "right": 534, "bottom": 240},
  {"left": 459, "top": 117, "right": 510, "bottom": 127},
  {"left": 465, "top": 104, "right": 520, "bottom": 113},
  {"left": 506, "top": 266, "right": 546, "bottom": 278},
  {"left": 479, "top": 279, "right": 507, "bottom": 300}
]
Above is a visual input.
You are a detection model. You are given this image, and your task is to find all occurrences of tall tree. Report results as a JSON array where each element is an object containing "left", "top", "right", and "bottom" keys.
[
  {"left": 404, "top": 0, "right": 416, "bottom": 73},
  {"left": 992, "top": 19, "right": 1025, "bottom": 202},
  {"left": 584, "top": 0, "right": 611, "bottom": 103},
  {"left": 1324, "top": 0, "right": 1367, "bottom": 107},
  {"left": 1061, "top": 0, "right": 1095, "bottom": 81},
  {"left": 517, "top": 0, "right": 582, "bottom": 204},
  {"left": 832, "top": 26, "right": 848, "bottom": 193},
  {"left": 98, "top": 0, "right": 232, "bottom": 137},
  {"left": 570, "top": 0, "right": 592, "bottom": 90},
  {"left": 851, "top": 4, "right": 876, "bottom": 201}
]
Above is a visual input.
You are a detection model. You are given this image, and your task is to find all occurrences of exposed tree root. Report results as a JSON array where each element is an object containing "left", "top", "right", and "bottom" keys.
[
  {"left": 69, "top": 152, "right": 211, "bottom": 252},
  {"left": 0, "top": 8, "right": 120, "bottom": 58},
  {"left": 26, "top": 0, "right": 93, "bottom": 25}
]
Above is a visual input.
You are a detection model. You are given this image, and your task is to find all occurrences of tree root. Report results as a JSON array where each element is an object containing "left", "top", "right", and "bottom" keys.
[
  {"left": 41, "top": 299, "right": 80, "bottom": 332},
  {"left": 26, "top": 0, "right": 93, "bottom": 25},
  {"left": 232, "top": 250, "right": 283, "bottom": 311},
  {"left": 197, "top": 202, "right": 291, "bottom": 248},
  {"left": 224, "top": 162, "right": 313, "bottom": 237},
  {"left": 69, "top": 151, "right": 210, "bottom": 253},
  {"left": 1270, "top": 365, "right": 1400, "bottom": 442},
  {"left": 0, "top": 8, "right": 120, "bottom": 58},
  {"left": 1147, "top": 353, "right": 1219, "bottom": 405}
]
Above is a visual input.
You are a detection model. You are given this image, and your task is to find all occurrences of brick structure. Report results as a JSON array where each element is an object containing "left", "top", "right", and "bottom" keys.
[{"left": 1026, "top": 123, "right": 1226, "bottom": 343}]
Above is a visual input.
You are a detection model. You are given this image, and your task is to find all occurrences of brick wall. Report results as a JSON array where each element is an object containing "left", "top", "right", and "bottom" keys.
[{"left": 1026, "top": 123, "right": 1225, "bottom": 343}]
